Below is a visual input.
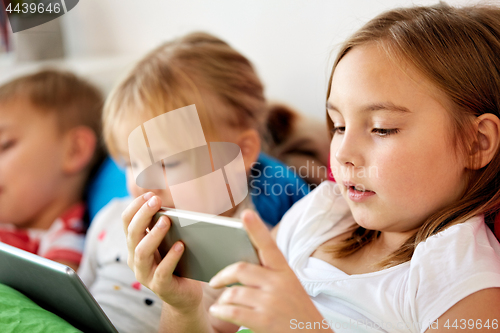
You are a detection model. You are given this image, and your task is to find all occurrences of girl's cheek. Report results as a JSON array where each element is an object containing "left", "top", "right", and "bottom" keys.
[
  {"left": 329, "top": 140, "right": 342, "bottom": 167},
  {"left": 329, "top": 138, "right": 337, "bottom": 158},
  {"left": 125, "top": 168, "right": 142, "bottom": 198},
  {"left": 128, "top": 185, "right": 143, "bottom": 199}
]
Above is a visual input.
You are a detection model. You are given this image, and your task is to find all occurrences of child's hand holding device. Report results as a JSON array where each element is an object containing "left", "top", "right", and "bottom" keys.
[
  {"left": 123, "top": 192, "right": 327, "bottom": 332},
  {"left": 122, "top": 192, "right": 204, "bottom": 314},
  {"left": 207, "top": 210, "right": 326, "bottom": 332},
  {"left": 152, "top": 208, "right": 260, "bottom": 283}
]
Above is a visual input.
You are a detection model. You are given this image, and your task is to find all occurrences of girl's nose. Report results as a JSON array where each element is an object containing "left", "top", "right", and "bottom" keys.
[{"left": 334, "top": 132, "right": 364, "bottom": 167}]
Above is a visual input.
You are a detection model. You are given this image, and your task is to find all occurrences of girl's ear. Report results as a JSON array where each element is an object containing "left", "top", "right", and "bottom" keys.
[
  {"left": 62, "top": 126, "right": 97, "bottom": 175},
  {"left": 469, "top": 113, "right": 500, "bottom": 170},
  {"left": 235, "top": 129, "right": 261, "bottom": 173}
]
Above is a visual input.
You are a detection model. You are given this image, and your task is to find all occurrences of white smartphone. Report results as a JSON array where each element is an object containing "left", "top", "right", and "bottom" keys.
[{"left": 152, "top": 208, "right": 261, "bottom": 282}]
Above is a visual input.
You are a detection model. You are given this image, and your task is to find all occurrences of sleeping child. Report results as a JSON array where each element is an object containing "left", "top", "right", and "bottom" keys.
[{"left": 0, "top": 69, "right": 104, "bottom": 271}]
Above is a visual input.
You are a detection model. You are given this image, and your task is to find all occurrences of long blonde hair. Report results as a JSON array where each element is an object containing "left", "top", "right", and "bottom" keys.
[{"left": 327, "top": 3, "right": 500, "bottom": 268}]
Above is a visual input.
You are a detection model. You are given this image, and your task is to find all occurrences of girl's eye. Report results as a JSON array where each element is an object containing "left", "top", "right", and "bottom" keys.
[
  {"left": 0, "top": 140, "right": 15, "bottom": 151},
  {"left": 120, "top": 161, "right": 135, "bottom": 169},
  {"left": 164, "top": 160, "right": 181, "bottom": 169},
  {"left": 372, "top": 128, "right": 400, "bottom": 136},
  {"left": 331, "top": 126, "right": 345, "bottom": 135}
]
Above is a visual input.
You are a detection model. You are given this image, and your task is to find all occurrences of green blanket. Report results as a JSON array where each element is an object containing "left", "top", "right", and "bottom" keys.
[{"left": 0, "top": 283, "right": 81, "bottom": 333}]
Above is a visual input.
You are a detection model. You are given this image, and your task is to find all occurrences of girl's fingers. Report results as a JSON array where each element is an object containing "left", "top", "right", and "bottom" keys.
[
  {"left": 153, "top": 240, "right": 185, "bottom": 284},
  {"left": 122, "top": 192, "right": 154, "bottom": 236},
  {"left": 209, "top": 261, "right": 271, "bottom": 289},
  {"left": 133, "top": 215, "right": 171, "bottom": 278},
  {"left": 241, "top": 210, "right": 288, "bottom": 269},
  {"left": 208, "top": 303, "right": 254, "bottom": 328},
  {"left": 216, "top": 285, "right": 263, "bottom": 309},
  {"left": 127, "top": 195, "right": 162, "bottom": 252}
]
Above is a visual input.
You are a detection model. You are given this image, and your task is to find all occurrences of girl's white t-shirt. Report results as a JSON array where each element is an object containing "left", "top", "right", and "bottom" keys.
[{"left": 276, "top": 181, "right": 500, "bottom": 333}]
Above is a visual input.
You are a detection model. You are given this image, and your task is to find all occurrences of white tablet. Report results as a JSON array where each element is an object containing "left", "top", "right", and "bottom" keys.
[
  {"left": 0, "top": 242, "right": 118, "bottom": 333},
  {"left": 153, "top": 208, "right": 261, "bottom": 283}
]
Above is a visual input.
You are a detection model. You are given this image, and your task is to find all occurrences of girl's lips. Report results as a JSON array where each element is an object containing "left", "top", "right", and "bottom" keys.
[{"left": 347, "top": 186, "right": 376, "bottom": 202}]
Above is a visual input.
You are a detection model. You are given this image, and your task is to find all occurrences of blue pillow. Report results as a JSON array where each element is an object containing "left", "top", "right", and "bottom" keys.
[
  {"left": 86, "top": 157, "right": 129, "bottom": 222},
  {"left": 250, "top": 153, "right": 310, "bottom": 226}
]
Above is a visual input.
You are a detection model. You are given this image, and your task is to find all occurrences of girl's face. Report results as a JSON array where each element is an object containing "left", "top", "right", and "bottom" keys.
[
  {"left": 113, "top": 115, "right": 177, "bottom": 209},
  {"left": 113, "top": 107, "right": 260, "bottom": 212},
  {"left": 328, "top": 44, "right": 468, "bottom": 235}
]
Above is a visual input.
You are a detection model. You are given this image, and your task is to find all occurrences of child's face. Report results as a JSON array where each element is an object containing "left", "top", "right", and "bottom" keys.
[
  {"left": 0, "top": 100, "right": 67, "bottom": 227},
  {"left": 114, "top": 116, "right": 224, "bottom": 209},
  {"left": 327, "top": 44, "right": 468, "bottom": 235},
  {"left": 113, "top": 116, "right": 176, "bottom": 208},
  {"left": 114, "top": 110, "right": 259, "bottom": 211}
]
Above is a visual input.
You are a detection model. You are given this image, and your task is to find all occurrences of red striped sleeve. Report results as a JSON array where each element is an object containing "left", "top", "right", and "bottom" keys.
[{"left": 44, "top": 248, "right": 83, "bottom": 265}]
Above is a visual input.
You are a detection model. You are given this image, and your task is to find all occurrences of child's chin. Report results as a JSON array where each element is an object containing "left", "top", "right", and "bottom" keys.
[
  {"left": 351, "top": 212, "right": 378, "bottom": 229},
  {"left": 160, "top": 204, "right": 175, "bottom": 210}
]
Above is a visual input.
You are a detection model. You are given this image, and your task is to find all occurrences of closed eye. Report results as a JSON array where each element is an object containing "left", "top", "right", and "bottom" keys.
[
  {"left": 372, "top": 128, "right": 400, "bottom": 136},
  {"left": 119, "top": 159, "right": 137, "bottom": 169},
  {"left": 163, "top": 160, "right": 181, "bottom": 168},
  {"left": 0, "top": 140, "right": 15, "bottom": 152},
  {"left": 331, "top": 126, "right": 345, "bottom": 135}
]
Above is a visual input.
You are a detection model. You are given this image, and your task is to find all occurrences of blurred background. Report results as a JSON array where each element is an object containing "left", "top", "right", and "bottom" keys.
[{"left": 0, "top": 0, "right": 490, "bottom": 120}]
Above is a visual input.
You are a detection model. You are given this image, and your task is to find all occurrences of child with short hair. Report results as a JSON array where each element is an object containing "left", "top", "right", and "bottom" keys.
[
  {"left": 124, "top": 3, "right": 500, "bottom": 333},
  {"left": 0, "top": 69, "right": 104, "bottom": 271},
  {"left": 78, "top": 32, "right": 309, "bottom": 333}
]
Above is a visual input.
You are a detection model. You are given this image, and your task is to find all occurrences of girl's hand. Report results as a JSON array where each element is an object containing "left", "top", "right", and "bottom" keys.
[
  {"left": 208, "top": 210, "right": 330, "bottom": 332},
  {"left": 122, "top": 192, "right": 204, "bottom": 313}
]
